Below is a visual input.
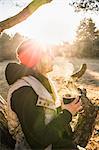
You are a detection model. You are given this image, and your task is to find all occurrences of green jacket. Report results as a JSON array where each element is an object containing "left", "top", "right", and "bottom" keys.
[{"left": 5, "top": 63, "right": 77, "bottom": 149}]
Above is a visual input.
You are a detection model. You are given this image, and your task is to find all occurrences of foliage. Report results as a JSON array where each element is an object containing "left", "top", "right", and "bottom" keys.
[
  {"left": 0, "top": 33, "right": 24, "bottom": 61},
  {"left": 70, "top": 0, "right": 99, "bottom": 12},
  {"left": 51, "top": 19, "right": 99, "bottom": 58},
  {"left": 76, "top": 18, "right": 97, "bottom": 41},
  {"left": 74, "top": 18, "right": 99, "bottom": 57},
  {"left": 51, "top": 42, "right": 73, "bottom": 57}
]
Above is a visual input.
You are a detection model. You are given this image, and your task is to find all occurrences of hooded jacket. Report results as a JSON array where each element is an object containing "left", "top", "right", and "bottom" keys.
[{"left": 5, "top": 62, "right": 76, "bottom": 150}]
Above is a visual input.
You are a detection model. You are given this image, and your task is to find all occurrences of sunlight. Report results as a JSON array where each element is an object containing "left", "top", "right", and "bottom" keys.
[
  {"left": 7, "top": 0, "right": 81, "bottom": 45},
  {"left": 87, "top": 69, "right": 99, "bottom": 80}
]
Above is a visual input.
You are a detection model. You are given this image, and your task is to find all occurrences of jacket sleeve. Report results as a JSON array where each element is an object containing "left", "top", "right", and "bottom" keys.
[{"left": 11, "top": 86, "right": 72, "bottom": 148}]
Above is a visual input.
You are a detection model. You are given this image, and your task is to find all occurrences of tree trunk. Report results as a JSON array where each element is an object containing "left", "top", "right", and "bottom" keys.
[
  {"left": 73, "top": 89, "right": 98, "bottom": 148},
  {"left": 0, "top": 0, "right": 52, "bottom": 33}
]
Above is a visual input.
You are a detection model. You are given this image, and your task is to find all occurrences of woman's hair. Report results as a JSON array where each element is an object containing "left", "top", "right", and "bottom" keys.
[{"left": 16, "top": 39, "right": 44, "bottom": 68}]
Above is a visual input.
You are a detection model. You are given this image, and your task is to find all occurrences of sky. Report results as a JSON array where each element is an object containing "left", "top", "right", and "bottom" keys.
[{"left": 0, "top": 0, "right": 99, "bottom": 45}]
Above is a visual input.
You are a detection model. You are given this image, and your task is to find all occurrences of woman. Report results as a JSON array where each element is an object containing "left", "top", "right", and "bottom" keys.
[{"left": 5, "top": 39, "right": 82, "bottom": 150}]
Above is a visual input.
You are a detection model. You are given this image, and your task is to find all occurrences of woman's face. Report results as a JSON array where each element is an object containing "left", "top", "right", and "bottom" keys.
[
  {"left": 37, "top": 54, "right": 53, "bottom": 75},
  {"left": 41, "top": 55, "right": 53, "bottom": 74}
]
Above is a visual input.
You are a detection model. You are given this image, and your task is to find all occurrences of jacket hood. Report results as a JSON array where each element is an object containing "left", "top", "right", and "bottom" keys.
[
  {"left": 5, "top": 63, "right": 30, "bottom": 85},
  {"left": 5, "top": 63, "right": 52, "bottom": 93}
]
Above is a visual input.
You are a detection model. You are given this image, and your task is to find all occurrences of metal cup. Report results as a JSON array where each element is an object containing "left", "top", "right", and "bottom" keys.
[{"left": 63, "top": 94, "right": 75, "bottom": 104}]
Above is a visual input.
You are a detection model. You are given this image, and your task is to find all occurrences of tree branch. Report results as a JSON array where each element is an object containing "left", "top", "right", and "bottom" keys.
[{"left": 0, "top": 0, "right": 52, "bottom": 33}]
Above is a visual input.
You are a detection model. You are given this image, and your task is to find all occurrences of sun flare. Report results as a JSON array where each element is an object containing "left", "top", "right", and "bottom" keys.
[{"left": 7, "top": 0, "right": 81, "bottom": 45}]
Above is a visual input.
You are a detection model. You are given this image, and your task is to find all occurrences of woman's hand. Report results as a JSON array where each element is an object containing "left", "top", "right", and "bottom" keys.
[{"left": 61, "top": 96, "right": 83, "bottom": 115}]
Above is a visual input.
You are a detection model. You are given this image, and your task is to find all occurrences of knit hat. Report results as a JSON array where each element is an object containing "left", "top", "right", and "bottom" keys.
[{"left": 17, "top": 40, "right": 43, "bottom": 68}]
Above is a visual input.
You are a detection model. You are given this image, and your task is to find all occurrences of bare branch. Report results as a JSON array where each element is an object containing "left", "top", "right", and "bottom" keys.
[
  {"left": 0, "top": 0, "right": 52, "bottom": 33},
  {"left": 71, "top": 64, "right": 87, "bottom": 80}
]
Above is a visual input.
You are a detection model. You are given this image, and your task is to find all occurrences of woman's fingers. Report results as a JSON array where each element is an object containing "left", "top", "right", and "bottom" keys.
[
  {"left": 76, "top": 99, "right": 82, "bottom": 107},
  {"left": 61, "top": 97, "right": 83, "bottom": 115},
  {"left": 72, "top": 96, "right": 80, "bottom": 104},
  {"left": 76, "top": 105, "right": 83, "bottom": 112}
]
